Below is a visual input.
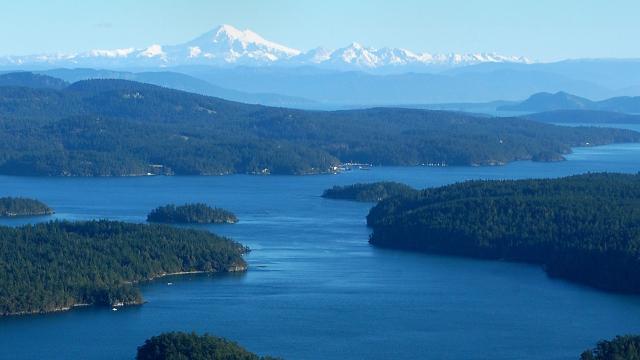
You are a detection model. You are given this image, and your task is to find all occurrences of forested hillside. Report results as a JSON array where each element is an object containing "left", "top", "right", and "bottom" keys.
[
  {"left": 0, "top": 78, "right": 638, "bottom": 176},
  {"left": 367, "top": 173, "right": 640, "bottom": 293},
  {"left": 0, "top": 220, "right": 247, "bottom": 315}
]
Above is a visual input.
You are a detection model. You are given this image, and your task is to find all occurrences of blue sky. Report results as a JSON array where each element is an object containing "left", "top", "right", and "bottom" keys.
[{"left": 1, "top": 0, "right": 638, "bottom": 61}]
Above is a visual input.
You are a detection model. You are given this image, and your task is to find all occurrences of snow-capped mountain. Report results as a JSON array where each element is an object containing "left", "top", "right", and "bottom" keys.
[
  {"left": 166, "top": 24, "right": 301, "bottom": 65},
  {"left": 297, "top": 42, "right": 531, "bottom": 70},
  {"left": 0, "top": 24, "right": 531, "bottom": 70}
]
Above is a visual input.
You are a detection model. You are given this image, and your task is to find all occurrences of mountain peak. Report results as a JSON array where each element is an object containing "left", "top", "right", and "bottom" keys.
[
  {"left": 215, "top": 24, "right": 243, "bottom": 36},
  {"left": 182, "top": 24, "right": 301, "bottom": 59},
  {"left": 211, "top": 24, "right": 264, "bottom": 44}
]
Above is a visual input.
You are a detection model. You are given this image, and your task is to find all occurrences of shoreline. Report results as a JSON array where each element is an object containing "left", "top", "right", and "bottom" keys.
[
  {"left": 2, "top": 140, "right": 640, "bottom": 179},
  {"left": 1, "top": 264, "right": 248, "bottom": 318}
]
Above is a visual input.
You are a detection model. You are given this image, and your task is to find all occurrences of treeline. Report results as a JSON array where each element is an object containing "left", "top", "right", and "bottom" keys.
[
  {"left": 136, "top": 330, "right": 638, "bottom": 359},
  {"left": 367, "top": 173, "right": 640, "bottom": 293},
  {"left": 581, "top": 335, "right": 640, "bottom": 360},
  {"left": 322, "top": 182, "right": 416, "bottom": 202},
  {"left": 148, "top": 203, "right": 238, "bottom": 224},
  {"left": 0, "top": 220, "right": 247, "bottom": 316},
  {"left": 0, "top": 197, "right": 53, "bottom": 216},
  {"left": 137, "top": 332, "right": 280, "bottom": 360},
  {"left": 0, "top": 79, "right": 638, "bottom": 176}
]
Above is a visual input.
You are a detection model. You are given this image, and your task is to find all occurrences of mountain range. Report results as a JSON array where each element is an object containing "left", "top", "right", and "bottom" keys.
[{"left": 0, "top": 24, "right": 531, "bottom": 71}]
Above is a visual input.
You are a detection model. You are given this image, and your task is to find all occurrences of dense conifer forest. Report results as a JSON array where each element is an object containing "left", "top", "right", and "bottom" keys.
[
  {"left": 136, "top": 332, "right": 280, "bottom": 360},
  {"left": 148, "top": 203, "right": 238, "bottom": 224},
  {"left": 0, "top": 220, "right": 247, "bottom": 315},
  {"left": 322, "top": 182, "right": 416, "bottom": 202},
  {"left": 137, "top": 330, "right": 640, "bottom": 359},
  {"left": 367, "top": 173, "right": 640, "bottom": 293},
  {"left": 580, "top": 335, "right": 640, "bottom": 360},
  {"left": 0, "top": 197, "right": 53, "bottom": 216},
  {"left": 0, "top": 78, "right": 638, "bottom": 176}
]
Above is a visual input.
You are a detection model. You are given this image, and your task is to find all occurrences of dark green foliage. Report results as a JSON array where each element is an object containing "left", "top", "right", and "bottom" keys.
[
  {"left": 148, "top": 203, "right": 238, "bottom": 224},
  {"left": 367, "top": 173, "right": 640, "bottom": 293},
  {"left": 0, "top": 197, "right": 53, "bottom": 216},
  {"left": 0, "top": 220, "right": 247, "bottom": 315},
  {"left": 580, "top": 335, "right": 640, "bottom": 360},
  {"left": 322, "top": 182, "right": 417, "bottom": 202},
  {"left": 136, "top": 332, "right": 280, "bottom": 360},
  {"left": 0, "top": 79, "right": 637, "bottom": 176}
]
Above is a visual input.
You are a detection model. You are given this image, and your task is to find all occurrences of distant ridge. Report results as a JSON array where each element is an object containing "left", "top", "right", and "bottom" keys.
[
  {"left": 523, "top": 110, "right": 640, "bottom": 124},
  {"left": 500, "top": 91, "right": 640, "bottom": 113},
  {"left": 34, "top": 69, "right": 317, "bottom": 108},
  {"left": 500, "top": 92, "right": 594, "bottom": 111},
  {"left": 0, "top": 72, "right": 68, "bottom": 90}
]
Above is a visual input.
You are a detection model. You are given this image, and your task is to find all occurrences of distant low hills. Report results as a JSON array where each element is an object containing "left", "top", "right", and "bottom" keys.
[
  {"left": 524, "top": 110, "right": 640, "bottom": 124},
  {"left": 37, "top": 68, "right": 317, "bottom": 108},
  {"left": 5, "top": 60, "right": 640, "bottom": 107},
  {"left": 0, "top": 72, "right": 68, "bottom": 90},
  {"left": 176, "top": 66, "right": 612, "bottom": 105},
  {"left": 500, "top": 91, "right": 640, "bottom": 113},
  {"left": 445, "top": 59, "right": 640, "bottom": 93}
]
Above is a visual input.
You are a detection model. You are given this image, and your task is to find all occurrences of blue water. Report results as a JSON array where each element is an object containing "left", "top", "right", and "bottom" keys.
[{"left": 1, "top": 142, "right": 640, "bottom": 360}]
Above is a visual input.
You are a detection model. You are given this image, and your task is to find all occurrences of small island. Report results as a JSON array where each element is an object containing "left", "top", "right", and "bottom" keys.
[
  {"left": 581, "top": 335, "right": 640, "bottom": 360},
  {"left": 0, "top": 197, "right": 53, "bottom": 217},
  {"left": 147, "top": 203, "right": 238, "bottom": 224},
  {"left": 322, "top": 182, "right": 417, "bottom": 202},
  {"left": 0, "top": 220, "right": 247, "bottom": 316},
  {"left": 137, "top": 332, "right": 280, "bottom": 360},
  {"left": 367, "top": 173, "right": 640, "bottom": 293}
]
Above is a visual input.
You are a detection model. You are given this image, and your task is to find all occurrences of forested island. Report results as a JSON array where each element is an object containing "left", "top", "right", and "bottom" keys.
[
  {"left": 581, "top": 335, "right": 640, "bottom": 360},
  {"left": 0, "top": 220, "right": 247, "bottom": 316},
  {"left": 136, "top": 330, "right": 635, "bottom": 359},
  {"left": 0, "top": 78, "right": 638, "bottom": 176},
  {"left": 0, "top": 197, "right": 53, "bottom": 217},
  {"left": 137, "top": 332, "right": 280, "bottom": 360},
  {"left": 148, "top": 203, "right": 238, "bottom": 224},
  {"left": 322, "top": 182, "right": 416, "bottom": 202},
  {"left": 367, "top": 173, "right": 640, "bottom": 293}
]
